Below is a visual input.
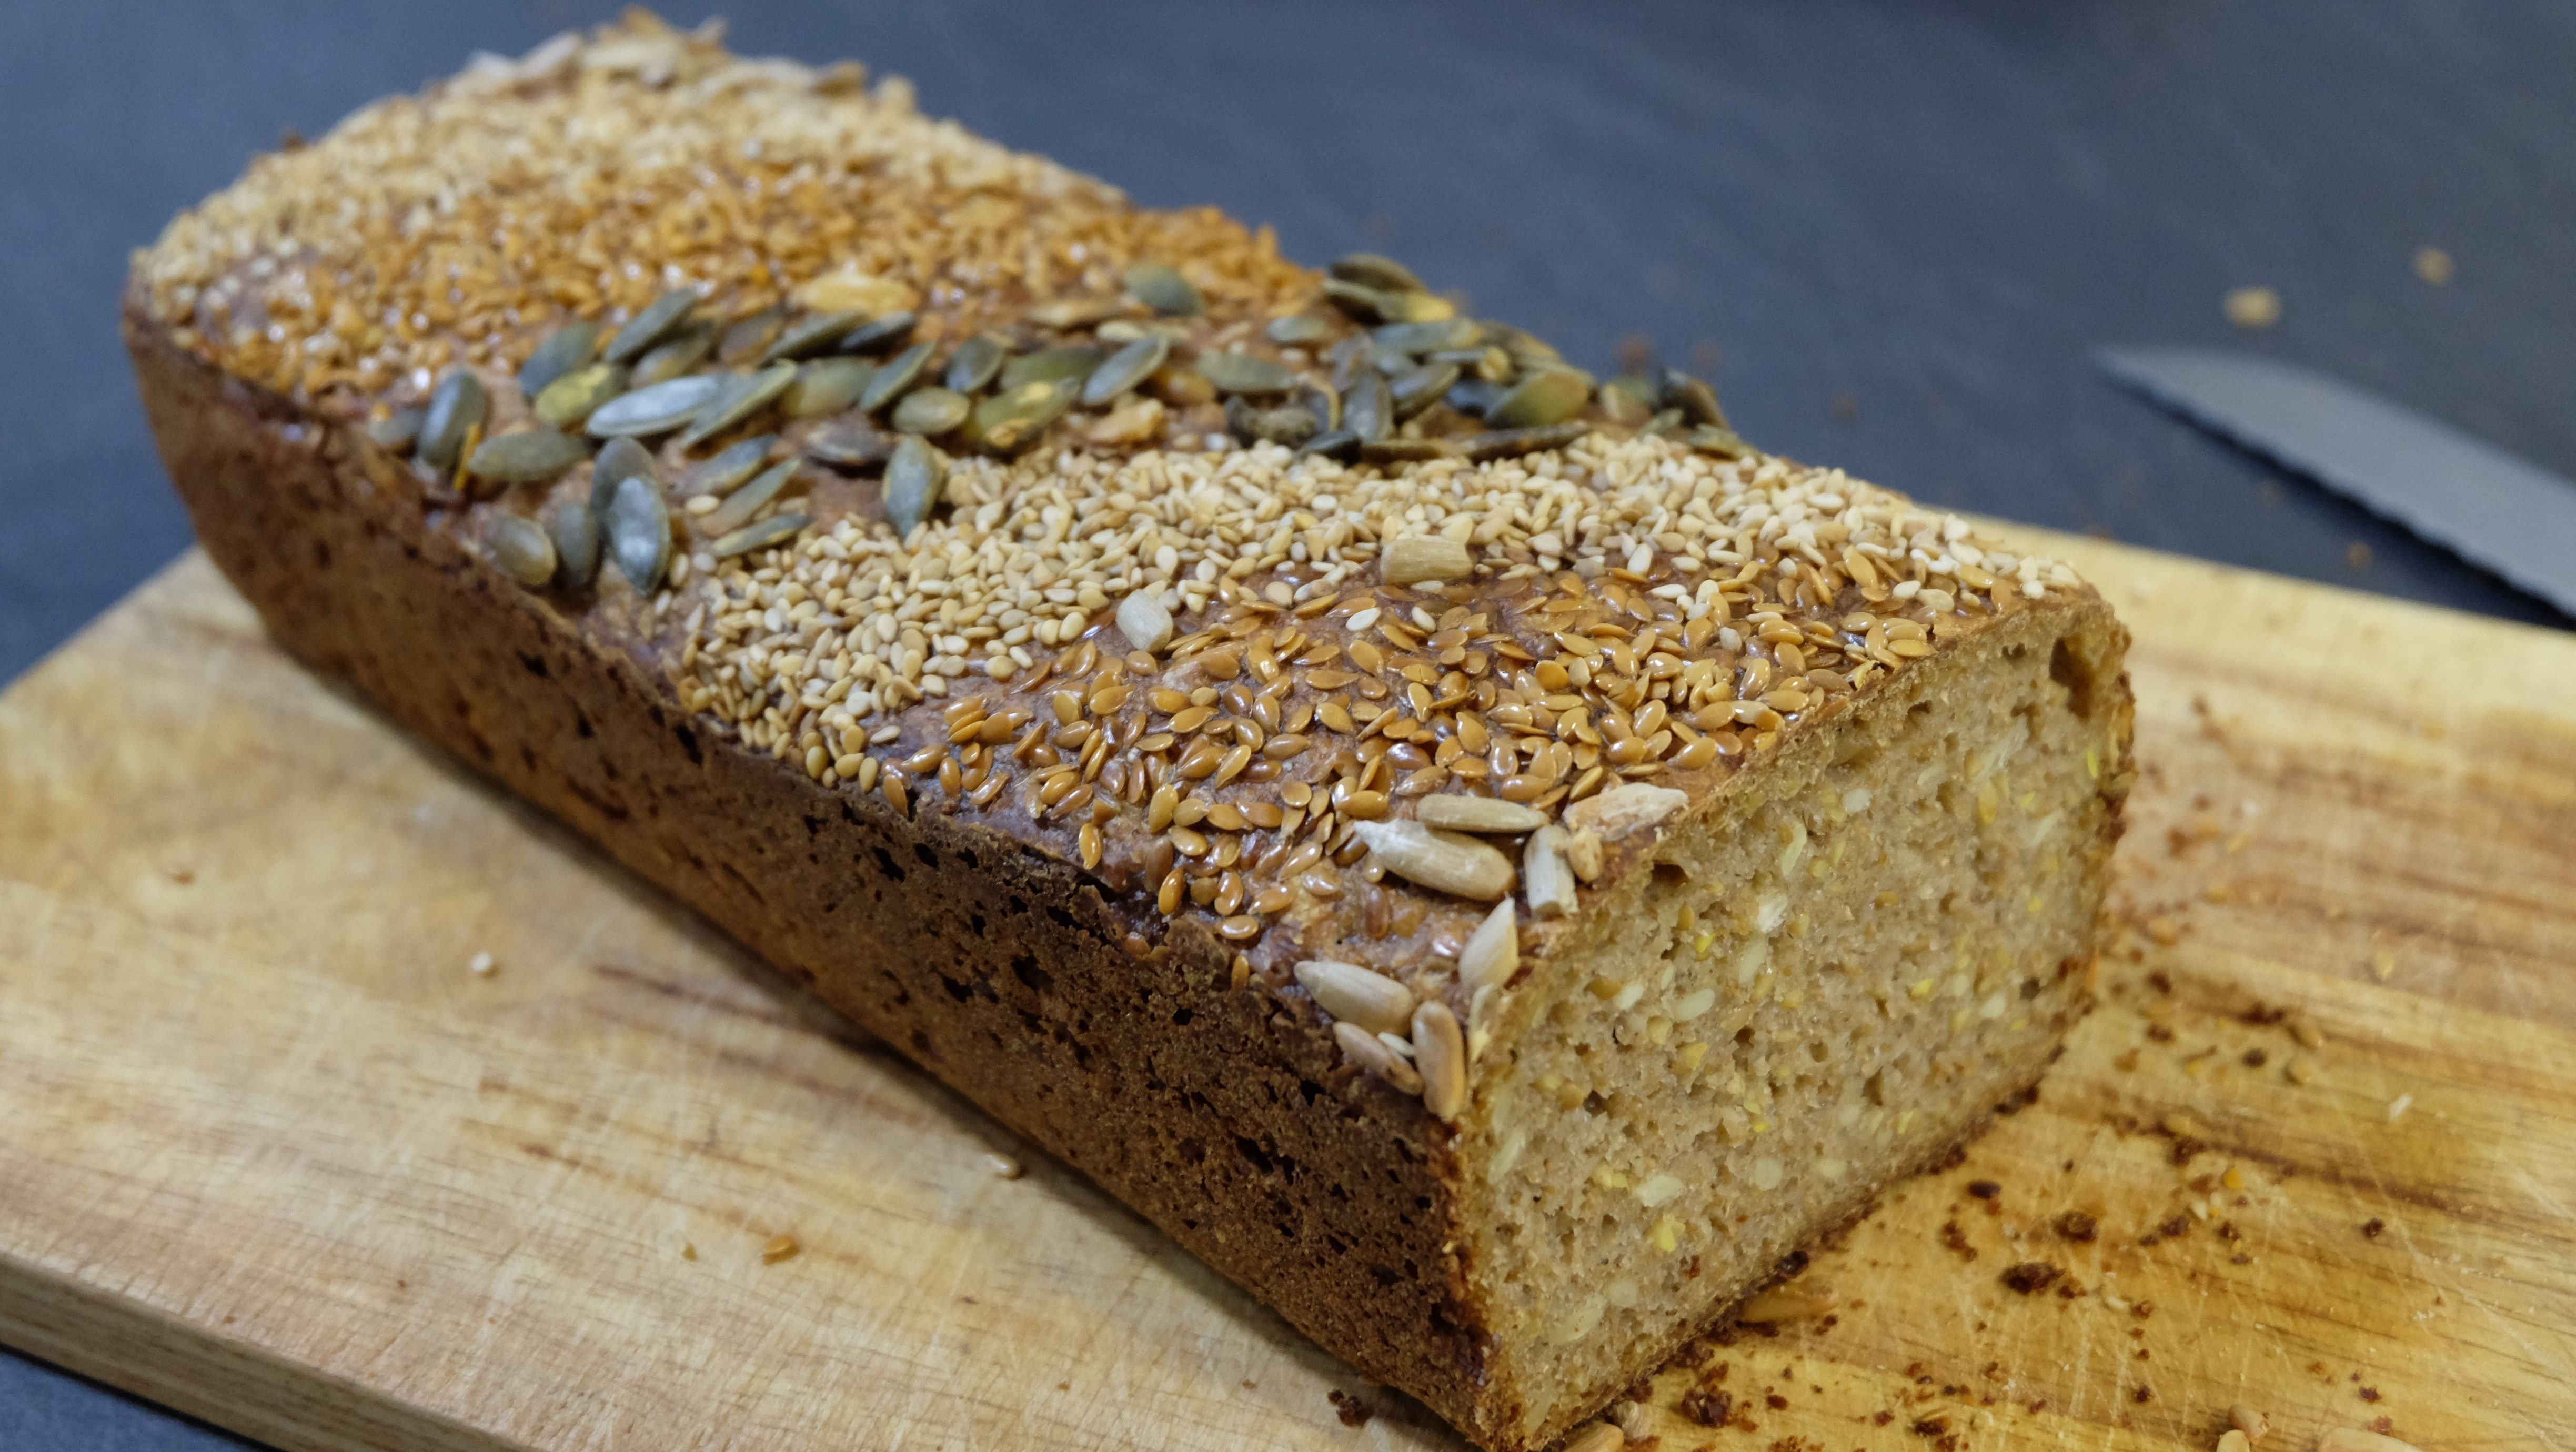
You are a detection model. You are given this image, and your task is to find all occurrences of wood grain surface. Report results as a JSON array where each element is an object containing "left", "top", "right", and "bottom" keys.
[{"left": 1, "top": 530, "right": 2569, "bottom": 1452}]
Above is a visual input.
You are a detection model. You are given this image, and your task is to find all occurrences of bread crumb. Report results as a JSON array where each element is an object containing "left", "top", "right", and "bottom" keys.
[
  {"left": 467, "top": 951, "right": 497, "bottom": 976},
  {"left": 680, "top": 1241, "right": 697, "bottom": 1261},
  {"left": 2386, "top": 1093, "right": 2412, "bottom": 1121},
  {"left": 984, "top": 1152, "right": 1024, "bottom": 1179},
  {"left": 1563, "top": 1421, "right": 1625, "bottom": 1452},
  {"left": 165, "top": 865, "right": 196, "bottom": 884},
  {"left": 2217, "top": 1430, "right": 2250, "bottom": 1452},
  {"left": 762, "top": 1233, "right": 800, "bottom": 1264},
  {"left": 2225, "top": 287, "right": 2281, "bottom": 329},
  {"left": 2229, "top": 1403, "right": 2269, "bottom": 1439},
  {"left": 2413, "top": 247, "right": 2453, "bottom": 285}
]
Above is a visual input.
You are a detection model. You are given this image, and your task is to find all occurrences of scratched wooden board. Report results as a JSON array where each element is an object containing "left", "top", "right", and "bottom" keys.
[{"left": 0, "top": 533, "right": 2569, "bottom": 1452}]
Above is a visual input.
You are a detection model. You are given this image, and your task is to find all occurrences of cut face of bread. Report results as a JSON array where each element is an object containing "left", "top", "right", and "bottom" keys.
[{"left": 1463, "top": 599, "right": 2127, "bottom": 1441}]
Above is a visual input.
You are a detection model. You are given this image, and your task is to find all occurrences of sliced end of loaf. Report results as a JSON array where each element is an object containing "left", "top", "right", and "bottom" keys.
[{"left": 1461, "top": 596, "right": 2129, "bottom": 1446}]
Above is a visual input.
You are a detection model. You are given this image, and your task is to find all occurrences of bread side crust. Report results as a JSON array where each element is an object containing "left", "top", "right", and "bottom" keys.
[{"left": 122, "top": 303, "right": 1538, "bottom": 1443}]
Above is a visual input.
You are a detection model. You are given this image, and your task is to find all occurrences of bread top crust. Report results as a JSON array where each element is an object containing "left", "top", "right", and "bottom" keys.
[{"left": 130, "top": 13, "right": 2110, "bottom": 1112}]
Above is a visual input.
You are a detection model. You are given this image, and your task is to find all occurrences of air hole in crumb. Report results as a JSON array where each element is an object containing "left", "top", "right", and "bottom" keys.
[{"left": 2049, "top": 637, "right": 2097, "bottom": 717}]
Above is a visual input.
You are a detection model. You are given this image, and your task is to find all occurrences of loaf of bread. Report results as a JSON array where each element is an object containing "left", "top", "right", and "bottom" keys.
[{"left": 125, "top": 16, "right": 2132, "bottom": 1449}]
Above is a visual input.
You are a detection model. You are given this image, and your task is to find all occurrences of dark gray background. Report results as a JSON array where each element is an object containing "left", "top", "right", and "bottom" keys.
[{"left": 5, "top": 1, "right": 2572, "bottom": 1445}]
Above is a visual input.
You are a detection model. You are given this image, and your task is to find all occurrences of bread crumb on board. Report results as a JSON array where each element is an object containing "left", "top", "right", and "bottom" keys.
[
  {"left": 467, "top": 950, "right": 497, "bottom": 976},
  {"left": 2225, "top": 286, "right": 2282, "bottom": 329},
  {"left": 983, "top": 1152, "right": 1024, "bottom": 1179},
  {"left": 761, "top": 1233, "right": 800, "bottom": 1264},
  {"left": 2414, "top": 247, "right": 2453, "bottom": 285}
]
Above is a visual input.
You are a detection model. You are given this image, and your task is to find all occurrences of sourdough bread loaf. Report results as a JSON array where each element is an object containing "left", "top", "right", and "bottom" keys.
[{"left": 125, "top": 16, "right": 2133, "bottom": 1449}]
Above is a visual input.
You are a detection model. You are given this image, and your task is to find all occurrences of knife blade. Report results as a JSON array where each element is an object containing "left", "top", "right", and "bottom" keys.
[{"left": 2093, "top": 346, "right": 2576, "bottom": 617}]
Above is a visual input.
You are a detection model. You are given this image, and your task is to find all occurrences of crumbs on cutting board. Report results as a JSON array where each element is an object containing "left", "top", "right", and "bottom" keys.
[
  {"left": 467, "top": 950, "right": 497, "bottom": 976},
  {"left": 761, "top": 1233, "right": 800, "bottom": 1264}
]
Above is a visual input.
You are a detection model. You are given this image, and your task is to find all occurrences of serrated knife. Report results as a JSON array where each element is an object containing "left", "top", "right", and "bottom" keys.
[{"left": 2093, "top": 347, "right": 2576, "bottom": 617}]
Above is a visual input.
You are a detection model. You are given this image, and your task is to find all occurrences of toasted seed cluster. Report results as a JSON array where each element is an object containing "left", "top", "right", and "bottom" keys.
[{"left": 136, "top": 13, "right": 2088, "bottom": 1115}]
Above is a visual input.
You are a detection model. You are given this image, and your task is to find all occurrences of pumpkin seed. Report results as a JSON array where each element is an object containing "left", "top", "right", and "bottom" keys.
[
  {"left": 677, "top": 435, "right": 776, "bottom": 497},
  {"left": 366, "top": 408, "right": 424, "bottom": 452},
  {"left": 943, "top": 335, "right": 1008, "bottom": 394},
  {"left": 518, "top": 321, "right": 600, "bottom": 398},
  {"left": 588, "top": 436, "right": 658, "bottom": 537},
  {"left": 971, "top": 380, "right": 1073, "bottom": 454},
  {"left": 1360, "top": 437, "right": 1453, "bottom": 464},
  {"left": 857, "top": 340, "right": 935, "bottom": 414},
  {"left": 1226, "top": 397, "right": 1320, "bottom": 448},
  {"left": 1389, "top": 360, "right": 1461, "bottom": 418},
  {"left": 884, "top": 436, "right": 944, "bottom": 536},
  {"left": 586, "top": 374, "right": 728, "bottom": 437},
  {"left": 719, "top": 305, "right": 786, "bottom": 363},
  {"left": 1000, "top": 345, "right": 1105, "bottom": 391},
  {"left": 1639, "top": 407, "right": 1685, "bottom": 438},
  {"left": 591, "top": 435, "right": 658, "bottom": 497},
  {"left": 892, "top": 386, "right": 970, "bottom": 435},
  {"left": 467, "top": 428, "right": 590, "bottom": 483},
  {"left": 1344, "top": 371, "right": 1395, "bottom": 442},
  {"left": 677, "top": 361, "right": 797, "bottom": 449},
  {"left": 759, "top": 309, "right": 866, "bottom": 365},
  {"left": 602, "top": 288, "right": 700, "bottom": 364},
  {"left": 783, "top": 358, "right": 874, "bottom": 418},
  {"left": 708, "top": 513, "right": 811, "bottom": 559},
  {"left": 1488, "top": 323, "right": 1563, "bottom": 367},
  {"left": 488, "top": 513, "right": 558, "bottom": 586},
  {"left": 534, "top": 361, "right": 631, "bottom": 429},
  {"left": 838, "top": 310, "right": 918, "bottom": 355},
  {"left": 1330, "top": 253, "right": 1425, "bottom": 293},
  {"left": 1296, "top": 427, "right": 1361, "bottom": 461},
  {"left": 1662, "top": 369, "right": 1729, "bottom": 428},
  {"left": 1195, "top": 351, "right": 1298, "bottom": 395},
  {"left": 807, "top": 417, "right": 897, "bottom": 467},
  {"left": 630, "top": 321, "right": 715, "bottom": 387},
  {"left": 1685, "top": 424, "right": 1753, "bottom": 459},
  {"left": 545, "top": 498, "right": 598, "bottom": 586},
  {"left": 1486, "top": 368, "right": 1590, "bottom": 428},
  {"left": 1373, "top": 319, "right": 1481, "bottom": 355},
  {"left": 701, "top": 459, "right": 800, "bottom": 535},
  {"left": 1125, "top": 261, "right": 1202, "bottom": 317},
  {"left": 1378, "top": 291, "right": 1457, "bottom": 324},
  {"left": 1599, "top": 374, "right": 1658, "bottom": 426},
  {"left": 1081, "top": 335, "right": 1170, "bottom": 407},
  {"left": 1028, "top": 296, "right": 1126, "bottom": 329},
  {"left": 1458, "top": 422, "right": 1588, "bottom": 461},
  {"left": 1322, "top": 279, "right": 1393, "bottom": 320},
  {"left": 604, "top": 471, "right": 672, "bottom": 591},
  {"left": 1265, "top": 315, "right": 1331, "bottom": 346},
  {"left": 417, "top": 370, "right": 489, "bottom": 470}
]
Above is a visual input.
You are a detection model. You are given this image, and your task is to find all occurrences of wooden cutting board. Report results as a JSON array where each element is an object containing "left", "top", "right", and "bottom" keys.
[{"left": 2, "top": 531, "right": 2570, "bottom": 1452}]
